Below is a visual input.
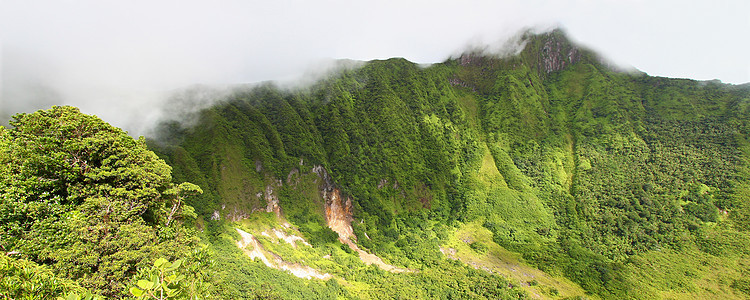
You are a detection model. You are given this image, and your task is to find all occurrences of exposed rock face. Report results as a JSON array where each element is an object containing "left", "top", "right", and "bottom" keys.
[
  {"left": 265, "top": 185, "right": 281, "bottom": 217},
  {"left": 459, "top": 53, "right": 480, "bottom": 67},
  {"left": 286, "top": 168, "right": 300, "bottom": 185},
  {"left": 540, "top": 32, "right": 580, "bottom": 74},
  {"left": 312, "top": 165, "right": 331, "bottom": 188},
  {"left": 227, "top": 206, "right": 249, "bottom": 222},
  {"left": 236, "top": 228, "right": 273, "bottom": 266},
  {"left": 324, "top": 187, "right": 355, "bottom": 243},
  {"left": 377, "top": 178, "right": 388, "bottom": 189},
  {"left": 235, "top": 228, "right": 331, "bottom": 280},
  {"left": 233, "top": 164, "right": 409, "bottom": 273},
  {"left": 314, "top": 165, "right": 355, "bottom": 243},
  {"left": 314, "top": 165, "right": 409, "bottom": 273},
  {"left": 268, "top": 228, "right": 311, "bottom": 248}
]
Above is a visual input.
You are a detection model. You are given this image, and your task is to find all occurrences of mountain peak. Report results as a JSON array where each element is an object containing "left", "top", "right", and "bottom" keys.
[
  {"left": 520, "top": 28, "right": 583, "bottom": 74},
  {"left": 451, "top": 28, "right": 591, "bottom": 81}
]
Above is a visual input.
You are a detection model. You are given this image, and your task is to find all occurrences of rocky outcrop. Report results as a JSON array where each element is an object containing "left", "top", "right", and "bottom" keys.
[
  {"left": 264, "top": 185, "right": 282, "bottom": 217},
  {"left": 230, "top": 164, "right": 409, "bottom": 273},
  {"left": 539, "top": 32, "right": 580, "bottom": 74},
  {"left": 236, "top": 228, "right": 331, "bottom": 280},
  {"left": 314, "top": 165, "right": 410, "bottom": 273},
  {"left": 313, "top": 165, "right": 355, "bottom": 243},
  {"left": 267, "top": 228, "right": 311, "bottom": 248},
  {"left": 286, "top": 168, "right": 300, "bottom": 186},
  {"left": 324, "top": 188, "right": 355, "bottom": 243}
]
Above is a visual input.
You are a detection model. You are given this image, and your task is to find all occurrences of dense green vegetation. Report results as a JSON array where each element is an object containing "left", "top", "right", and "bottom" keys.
[
  {"left": 1, "top": 254, "right": 93, "bottom": 299},
  {"left": 2, "top": 29, "right": 750, "bottom": 299},
  {"left": 151, "top": 29, "right": 750, "bottom": 299},
  {"left": 0, "top": 107, "right": 203, "bottom": 298},
  {"left": 196, "top": 215, "right": 526, "bottom": 299}
]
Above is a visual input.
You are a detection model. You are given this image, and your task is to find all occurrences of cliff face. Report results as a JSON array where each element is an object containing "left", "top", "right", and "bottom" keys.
[
  {"left": 315, "top": 165, "right": 354, "bottom": 244},
  {"left": 539, "top": 31, "right": 580, "bottom": 74},
  {"left": 315, "top": 165, "right": 408, "bottom": 272},
  {"left": 323, "top": 188, "right": 354, "bottom": 242}
]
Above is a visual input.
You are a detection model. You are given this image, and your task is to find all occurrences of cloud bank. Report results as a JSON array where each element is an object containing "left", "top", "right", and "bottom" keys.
[{"left": 2, "top": 0, "right": 748, "bottom": 134}]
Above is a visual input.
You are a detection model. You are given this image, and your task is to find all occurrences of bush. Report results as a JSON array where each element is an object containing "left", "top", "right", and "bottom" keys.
[{"left": 469, "top": 242, "right": 488, "bottom": 254}]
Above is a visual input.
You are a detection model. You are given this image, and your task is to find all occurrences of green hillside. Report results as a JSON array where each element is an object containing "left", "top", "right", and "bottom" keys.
[
  {"left": 2, "top": 29, "right": 750, "bottom": 299},
  {"left": 153, "top": 29, "right": 750, "bottom": 299}
]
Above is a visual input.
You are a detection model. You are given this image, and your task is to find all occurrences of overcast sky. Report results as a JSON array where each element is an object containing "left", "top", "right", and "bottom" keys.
[{"left": 2, "top": 0, "right": 748, "bottom": 135}]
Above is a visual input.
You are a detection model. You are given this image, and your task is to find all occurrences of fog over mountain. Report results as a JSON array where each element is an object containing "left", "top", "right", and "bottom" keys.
[{"left": 1, "top": 0, "right": 748, "bottom": 135}]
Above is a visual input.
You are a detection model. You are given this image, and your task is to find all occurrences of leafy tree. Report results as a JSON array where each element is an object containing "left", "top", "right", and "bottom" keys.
[
  {"left": 0, "top": 106, "right": 201, "bottom": 297},
  {"left": 128, "top": 256, "right": 212, "bottom": 300},
  {"left": 0, "top": 253, "right": 98, "bottom": 299}
]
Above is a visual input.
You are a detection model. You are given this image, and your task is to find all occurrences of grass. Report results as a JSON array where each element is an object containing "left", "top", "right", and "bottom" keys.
[
  {"left": 622, "top": 247, "right": 750, "bottom": 299},
  {"left": 478, "top": 142, "right": 508, "bottom": 188},
  {"left": 442, "top": 221, "right": 590, "bottom": 299}
]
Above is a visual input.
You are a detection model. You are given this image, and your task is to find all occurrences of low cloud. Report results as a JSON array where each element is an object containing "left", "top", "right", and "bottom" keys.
[{"left": 2, "top": 0, "right": 747, "bottom": 134}]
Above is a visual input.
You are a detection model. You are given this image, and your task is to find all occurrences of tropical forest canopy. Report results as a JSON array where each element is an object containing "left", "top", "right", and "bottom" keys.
[{"left": 2, "top": 29, "right": 750, "bottom": 299}]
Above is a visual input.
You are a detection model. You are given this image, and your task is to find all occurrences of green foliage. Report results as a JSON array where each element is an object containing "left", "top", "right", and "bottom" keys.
[
  {"left": 469, "top": 241, "right": 488, "bottom": 253},
  {"left": 152, "top": 44, "right": 750, "bottom": 298},
  {"left": 0, "top": 254, "right": 96, "bottom": 299},
  {"left": 731, "top": 279, "right": 750, "bottom": 296},
  {"left": 57, "top": 292, "right": 102, "bottom": 300},
  {"left": 4, "top": 30, "right": 738, "bottom": 299},
  {"left": 124, "top": 33, "right": 750, "bottom": 300},
  {"left": 128, "top": 255, "right": 212, "bottom": 300},
  {"left": 0, "top": 106, "right": 201, "bottom": 297},
  {"left": 199, "top": 225, "right": 341, "bottom": 300}
]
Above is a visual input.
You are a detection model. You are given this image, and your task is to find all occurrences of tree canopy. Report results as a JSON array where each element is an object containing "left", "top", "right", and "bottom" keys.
[{"left": 0, "top": 106, "right": 201, "bottom": 297}]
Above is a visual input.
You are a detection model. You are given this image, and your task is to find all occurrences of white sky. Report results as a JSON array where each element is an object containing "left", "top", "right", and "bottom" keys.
[{"left": 1, "top": 0, "right": 749, "bottom": 134}]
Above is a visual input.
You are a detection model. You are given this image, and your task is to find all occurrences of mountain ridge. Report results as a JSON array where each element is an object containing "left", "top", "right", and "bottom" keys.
[
  {"left": 2, "top": 28, "right": 749, "bottom": 299},
  {"left": 143, "top": 28, "right": 750, "bottom": 299}
]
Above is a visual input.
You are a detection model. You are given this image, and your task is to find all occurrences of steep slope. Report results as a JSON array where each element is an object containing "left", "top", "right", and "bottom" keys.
[{"left": 152, "top": 29, "right": 750, "bottom": 299}]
